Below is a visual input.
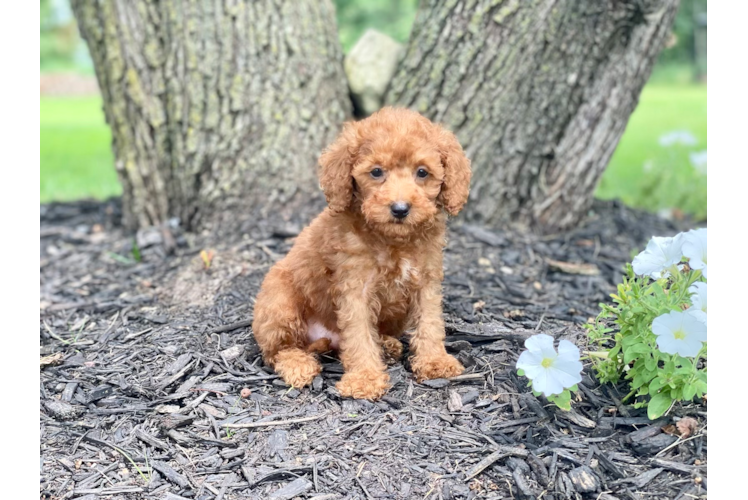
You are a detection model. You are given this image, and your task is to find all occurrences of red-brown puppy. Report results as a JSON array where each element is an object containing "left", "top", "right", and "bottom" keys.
[{"left": 252, "top": 107, "right": 471, "bottom": 400}]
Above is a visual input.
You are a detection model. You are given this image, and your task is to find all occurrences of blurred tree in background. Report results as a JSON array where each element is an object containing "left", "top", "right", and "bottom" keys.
[
  {"left": 44, "top": 0, "right": 706, "bottom": 77},
  {"left": 45, "top": 0, "right": 692, "bottom": 229},
  {"left": 386, "top": 0, "right": 681, "bottom": 230}
]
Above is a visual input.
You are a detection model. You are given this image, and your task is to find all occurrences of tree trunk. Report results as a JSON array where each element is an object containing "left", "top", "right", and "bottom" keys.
[
  {"left": 386, "top": 0, "right": 680, "bottom": 232},
  {"left": 71, "top": 0, "right": 351, "bottom": 231}
]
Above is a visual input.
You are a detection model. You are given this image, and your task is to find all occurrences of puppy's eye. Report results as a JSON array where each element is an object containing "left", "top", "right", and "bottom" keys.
[
  {"left": 416, "top": 168, "right": 429, "bottom": 178},
  {"left": 371, "top": 167, "right": 384, "bottom": 178}
]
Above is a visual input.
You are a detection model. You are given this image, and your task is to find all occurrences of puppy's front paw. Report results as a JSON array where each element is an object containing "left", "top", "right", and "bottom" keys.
[
  {"left": 273, "top": 348, "right": 322, "bottom": 388},
  {"left": 336, "top": 370, "right": 390, "bottom": 400},
  {"left": 382, "top": 336, "right": 403, "bottom": 365},
  {"left": 411, "top": 353, "right": 464, "bottom": 382}
]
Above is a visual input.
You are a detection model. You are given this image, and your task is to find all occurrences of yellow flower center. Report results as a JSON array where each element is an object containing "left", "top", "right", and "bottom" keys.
[
  {"left": 673, "top": 329, "right": 686, "bottom": 340},
  {"left": 541, "top": 357, "right": 554, "bottom": 368}
]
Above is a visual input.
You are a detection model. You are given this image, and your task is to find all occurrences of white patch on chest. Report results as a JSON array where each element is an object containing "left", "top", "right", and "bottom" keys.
[
  {"left": 396, "top": 258, "right": 419, "bottom": 287},
  {"left": 307, "top": 320, "right": 340, "bottom": 349}
]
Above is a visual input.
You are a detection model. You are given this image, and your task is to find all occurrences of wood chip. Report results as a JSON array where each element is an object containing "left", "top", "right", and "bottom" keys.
[
  {"left": 448, "top": 390, "right": 463, "bottom": 412},
  {"left": 151, "top": 461, "right": 190, "bottom": 488},
  {"left": 568, "top": 465, "right": 600, "bottom": 493},
  {"left": 40, "top": 352, "right": 64, "bottom": 368},
  {"left": 269, "top": 477, "right": 313, "bottom": 500},
  {"left": 464, "top": 447, "right": 529, "bottom": 481},
  {"left": 546, "top": 258, "right": 600, "bottom": 276},
  {"left": 676, "top": 416, "right": 699, "bottom": 438}
]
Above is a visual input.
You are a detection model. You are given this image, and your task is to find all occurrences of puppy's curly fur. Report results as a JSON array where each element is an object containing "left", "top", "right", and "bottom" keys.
[{"left": 252, "top": 107, "right": 471, "bottom": 400}]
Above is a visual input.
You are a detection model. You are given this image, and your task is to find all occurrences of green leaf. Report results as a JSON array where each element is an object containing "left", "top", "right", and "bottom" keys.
[
  {"left": 517, "top": 369, "right": 525, "bottom": 377},
  {"left": 632, "top": 372, "right": 649, "bottom": 390},
  {"left": 548, "top": 390, "right": 571, "bottom": 411},
  {"left": 693, "top": 380, "right": 707, "bottom": 396},
  {"left": 624, "top": 343, "right": 649, "bottom": 364},
  {"left": 644, "top": 356, "right": 656, "bottom": 371},
  {"left": 683, "top": 384, "right": 696, "bottom": 401},
  {"left": 622, "top": 335, "right": 640, "bottom": 348},
  {"left": 649, "top": 377, "right": 667, "bottom": 394},
  {"left": 651, "top": 282, "right": 667, "bottom": 301},
  {"left": 648, "top": 392, "right": 673, "bottom": 420},
  {"left": 630, "top": 343, "right": 651, "bottom": 355}
]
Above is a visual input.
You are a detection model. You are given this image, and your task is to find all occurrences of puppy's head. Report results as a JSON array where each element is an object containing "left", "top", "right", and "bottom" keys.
[{"left": 318, "top": 107, "right": 471, "bottom": 235}]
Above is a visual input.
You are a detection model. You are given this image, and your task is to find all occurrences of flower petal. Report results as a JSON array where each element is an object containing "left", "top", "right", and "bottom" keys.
[
  {"left": 517, "top": 350, "right": 544, "bottom": 376},
  {"left": 682, "top": 228, "right": 707, "bottom": 270},
  {"left": 557, "top": 340, "right": 581, "bottom": 361},
  {"left": 632, "top": 235, "right": 684, "bottom": 278},
  {"left": 532, "top": 368, "right": 565, "bottom": 396},
  {"left": 632, "top": 253, "right": 664, "bottom": 278},
  {"left": 680, "top": 336, "right": 705, "bottom": 357},
  {"left": 652, "top": 312, "right": 681, "bottom": 337},
  {"left": 689, "top": 282, "right": 707, "bottom": 313},
  {"left": 655, "top": 333, "right": 680, "bottom": 356},
  {"left": 687, "top": 309, "right": 707, "bottom": 326},
  {"left": 525, "top": 333, "right": 556, "bottom": 358},
  {"left": 547, "top": 363, "right": 582, "bottom": 389}
]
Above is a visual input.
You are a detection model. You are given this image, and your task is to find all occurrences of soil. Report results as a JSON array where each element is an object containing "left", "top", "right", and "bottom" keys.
[{"left": 40, "top": 198, "right": 707, "bottom": 500}]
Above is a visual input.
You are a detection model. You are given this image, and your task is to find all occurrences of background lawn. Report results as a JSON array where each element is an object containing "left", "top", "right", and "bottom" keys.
[
  {"left": 40, "top": 97, "right": 119, "bottom": 203},
  {"left": 598, "top": 83, "right": 707, "bottom": 220},
  {"left": 40, "top": 83, "right": 707, "bottom": 220}
]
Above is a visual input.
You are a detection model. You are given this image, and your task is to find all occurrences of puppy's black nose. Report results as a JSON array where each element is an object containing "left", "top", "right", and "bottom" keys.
[{"left": 390, "top": 202, "right": 411, "bottom": 219}]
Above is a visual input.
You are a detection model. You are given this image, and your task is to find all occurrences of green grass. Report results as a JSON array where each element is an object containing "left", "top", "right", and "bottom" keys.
[
  {"left": 40, "top": 97, "right": 120, "bottom": 202},
  {"left": 597, "top": 82, "right": 748, "bottom": 209},
  {"left": 41, "top": 84, "right": 706, "bottom": 220}
]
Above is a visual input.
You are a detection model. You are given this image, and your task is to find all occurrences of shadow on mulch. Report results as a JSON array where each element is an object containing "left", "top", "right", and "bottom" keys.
[{"left": 40, "top": 198, "right": 706, "bottom": 500}]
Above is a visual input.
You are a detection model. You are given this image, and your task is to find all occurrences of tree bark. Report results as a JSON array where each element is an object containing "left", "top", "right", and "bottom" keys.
[
  {"left": 386, "top": 0, "right": 680, "bottom": 232},
  {"left": 71, "top": 0, "right": 351, "bottom": 231}
]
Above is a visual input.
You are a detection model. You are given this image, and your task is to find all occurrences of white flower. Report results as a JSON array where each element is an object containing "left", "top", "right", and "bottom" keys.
[
  {"left": 516, "top": 334, "right": 583, "bottom": 397},
  {"left": 688, "top": 281, "right": 706, "bottom": 323},
  {"left": 632, "top": 234, "right": 684, "bottom": 279},
  {"left": 689, "top": 150, "right": 707, "bottom": 175},
  {"left": 652, "top": 310, "right": 706, "bottom": 357},
  {"left": 678, "top": 229, "right": 706, "bottom": 269},
  {"left": 688, "top": 281, "right": 705, "bottom": 311},
  {"left": 632, "top": 231, "right": 706, "bottom": 279},
  {"left": 658, "top": 130, "right": 697, "bottom": 147}
]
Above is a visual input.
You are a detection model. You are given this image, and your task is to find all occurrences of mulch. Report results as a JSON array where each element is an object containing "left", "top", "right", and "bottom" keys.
[{"left": 40, "top": 198, "right": 707, "bottom": 500}]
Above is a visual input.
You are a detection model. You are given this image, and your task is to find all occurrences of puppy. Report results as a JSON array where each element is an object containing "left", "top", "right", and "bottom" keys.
[{"left": 252, "top": 107, "right": 471, "bottom": 400}]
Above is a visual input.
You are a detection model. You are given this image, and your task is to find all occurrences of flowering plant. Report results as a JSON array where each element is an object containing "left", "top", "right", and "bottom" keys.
[
  {"left": 586, "top": 228, "right": 707, "bottom": 419},
  {"left": 516, "top": 334, "right": 583, "bottom": 411},
  {"left": 633, "top": 130, "right": 706, "bottom": 220}
]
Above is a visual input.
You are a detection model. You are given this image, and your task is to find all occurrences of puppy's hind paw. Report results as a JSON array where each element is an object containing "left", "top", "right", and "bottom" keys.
[{"left": 382, "top": 336, "right": 404, "bottom": 365}]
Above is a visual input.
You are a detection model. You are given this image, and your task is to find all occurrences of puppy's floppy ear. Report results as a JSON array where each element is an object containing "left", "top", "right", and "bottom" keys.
[
  {"left": 436, "top": 127, "right": 471, "bottom": 216},
  {"left": 318, "top": 122, "right": 360, "bottom": 212}
]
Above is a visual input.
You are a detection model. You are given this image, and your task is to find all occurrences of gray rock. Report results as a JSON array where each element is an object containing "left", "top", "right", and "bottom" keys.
[{"left": 344, "top": 29, "right": 404, "bottom": 116}]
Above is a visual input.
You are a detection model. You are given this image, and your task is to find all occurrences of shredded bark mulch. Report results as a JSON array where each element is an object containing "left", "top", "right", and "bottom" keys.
[{"left": 40, "top": 198, "right": 707, "bottom": 500}]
